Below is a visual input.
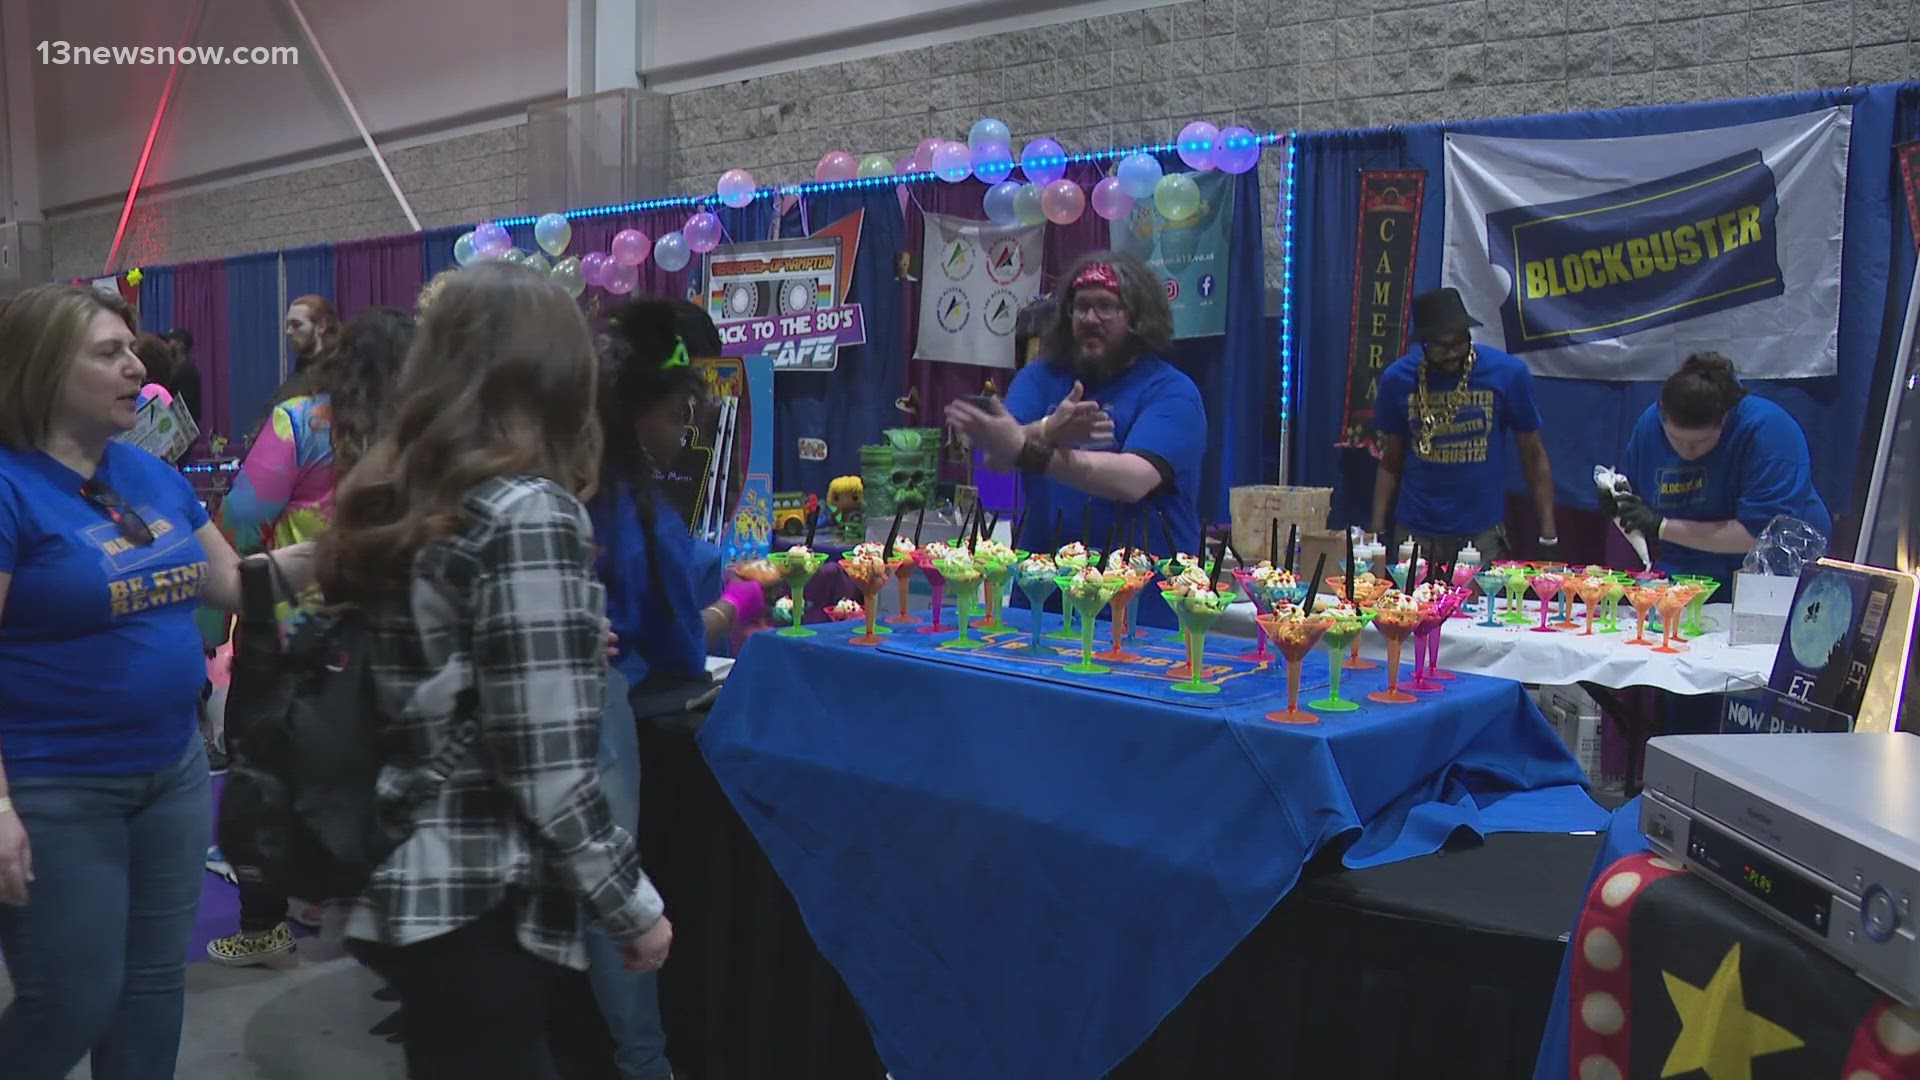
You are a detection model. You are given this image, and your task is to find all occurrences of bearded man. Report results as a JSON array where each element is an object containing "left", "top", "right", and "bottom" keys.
[{"left": 946, "top": 251, "right": 1206, "bottom": 562}]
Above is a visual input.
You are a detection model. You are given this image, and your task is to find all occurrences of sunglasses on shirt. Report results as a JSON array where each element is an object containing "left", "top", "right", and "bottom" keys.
[{"left": 80, "top": 476, "right": 156, "bottom": 547}]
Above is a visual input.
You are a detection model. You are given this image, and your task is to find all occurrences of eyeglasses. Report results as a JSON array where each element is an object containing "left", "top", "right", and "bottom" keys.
[
  {"left": 80, "top": 476, "right": 155, "bottom": 547},
  {"left": 1071, "top": 299, "right": 1125, "bottom": 321}
]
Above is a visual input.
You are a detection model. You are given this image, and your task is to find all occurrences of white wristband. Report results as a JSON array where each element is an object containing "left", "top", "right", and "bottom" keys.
[{"left": 0, "top": 796, "right": 13, "bottom": 816}]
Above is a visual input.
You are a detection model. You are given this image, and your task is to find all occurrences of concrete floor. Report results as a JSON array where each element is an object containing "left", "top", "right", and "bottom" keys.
[{"left": 1, "top": 933, "right": 405, "bottom": 1080}]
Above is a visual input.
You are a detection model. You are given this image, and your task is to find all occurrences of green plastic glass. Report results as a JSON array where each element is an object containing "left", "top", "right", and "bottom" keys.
[
  {"left": 768, "top": 550, "right": 829, "bottom": 638},
  {"left": 1500, "top": 573, "right": 1532, "bottom": 625},
  {"left": 976, "top": 559, "right": 1019, "bottom": 633},
  {"left": 935, "top": 561, "right": 987, "bottom": 650},
  {"left": 1055, "top": 575, "right": 1123, "bottom": 674},
  {"left": 1166, "top": 592, "right": 1232, "bottom": 695},
  {"left": 1154, "top": 558, "right": 1203, "bottom": 642},
  {"left": 1678, "top": 575, "right": 1721, "bottom": 637},
  {"left": 1013, "top": 554, "right": 1058, "bottom": 651},
  {"left": 1311, "top": 613, "right": 1375, "bottom": 712}
]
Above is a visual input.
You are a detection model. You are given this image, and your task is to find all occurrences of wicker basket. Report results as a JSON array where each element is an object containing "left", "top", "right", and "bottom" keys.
[{"left": 1229, "top": 486, "right": 1333, "bottom": 564}]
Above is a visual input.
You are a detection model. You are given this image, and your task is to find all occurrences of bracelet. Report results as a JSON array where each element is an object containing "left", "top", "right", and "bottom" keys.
[
  {"left": 1539, "top": 535, "right": 1559, "bottom": 546},
  {"left": 0, "top": 796, "right": 12, "bottom": 816},
  {"left": 1015, "top": 434, "right": 1055, "bottom": 475}
]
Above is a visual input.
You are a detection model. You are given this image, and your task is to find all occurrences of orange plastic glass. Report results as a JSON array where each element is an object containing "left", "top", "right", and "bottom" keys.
[
  {"left": 1652, "top": 586, "right": 1698, "bottom": 654},
  {"left": 840, "top": 558, "right": 893, "bottom": 646},
  {"left": 1094, "top": 573, "right": 1151, "bottom": 663},
  {"left": 1367, "top": 607, "right": 1425, "bottom": 704},
  {"left": 1573, "top": 577, "right": 1608, "bottom": 636},
  {"left": 885, "top": 558, "right": 920, "bottom": 625},
  {"left": 1625, "top": 587, "right": 1660, "bottom": 646},
  {"left": 1257, "top": 614, "right": 1332, "bottom": 723}
]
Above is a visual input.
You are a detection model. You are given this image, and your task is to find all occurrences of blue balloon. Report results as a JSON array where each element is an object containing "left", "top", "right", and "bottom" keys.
[
  {"left": 972, "top": 143, "right": 1015, "bottom": 185},
  {"left": 1116, "top": 153, "right": 1164, "bottom": 200},
  {"left": 982, "top": 181, "right": 1023, "bottom": 227},
  {"left": 969, "top": 118, "right": 1011, "bottom": 153},
  {"left": 1020, "top": 138, "right": 1068, "bottom": 186}
]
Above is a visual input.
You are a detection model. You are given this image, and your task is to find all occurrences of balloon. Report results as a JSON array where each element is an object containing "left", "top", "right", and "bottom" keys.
[
  {"left": 1020, "top": 138, "right": 1068, "bottom": 186},
  {"left": 971, "top": 143, "right": 1015, "bottom": 185},
  {"left": 524, "top": 252, "right": 551, "bottom": 274},
  {"left": 654, "top": 231, "right": 691, "bottom": 272},
  {"left": 969, "top": 118, "right": 1011, "bottom": 153},
  {"left": 931, "top": 141, "right": 972, "bottom": 183},
  {"left": 1177, "top": 120, "right": 1221, "bottom": 172},
  {"left": 604, "top": 260, "right": 639, "bottom": 296},
  {"left": 1091, "top": 176, "right": 1134, "bottom": 221},
  {"left": 913, "top": 137, "right": 942, "bottom": 173},
  {"left": 611, "top": 229, "right": 651, "bottom": 267},
  {"left": 982, "top": 181, "right": 1023, "bottom": 227},
  {"left": 858, "top": 153, "right": 894, "bottom": 179},
  {"left": 717, "top": 168, "right": 757, "bottom": 208},
  {"left": 1116, "top": 153, "right": 1163, "bottom": 200},
  {"left": 580, "top": 252, "right": 612, "bottom": 288},
  {"left": 551, "top": 257, "right": 585, "bottom": 299},
  {"left": 500, "top": 247, "right": 528, "bottom": 265},
  {"left": 452, "top": 231, "right": 479, "bottom": 267},
  {"left": 1154, "top": 173, "right": 1202, "bottom": 222},
  {"left": 1012, "top": 184, "right": 1045, "bottom": 227},
  {"left": 472, "top": 222, "right": 511, "bottom": 259},
  {"left": 533, "top": 213, "right": 572, "bottom": 257},
  {"left": 815, "top": 150, "right": 858, "bottom": 183},
  {"left": 1041, "top": 179, "right": 1087, "bottom": 226},
  {"left": 684, "top": 211, "right": 723, "bottom": 254},
  {"left": 1215, "top": 125, "right": 1262, "bottom": 175}
]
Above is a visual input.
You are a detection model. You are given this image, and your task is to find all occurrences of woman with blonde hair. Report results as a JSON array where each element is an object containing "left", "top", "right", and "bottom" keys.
[
  {"left": 0, "top": 285, "right": 311, "bottom": 1078},
  {"left": 321, "top": 262, "right": 670, "bottom": 1078}
]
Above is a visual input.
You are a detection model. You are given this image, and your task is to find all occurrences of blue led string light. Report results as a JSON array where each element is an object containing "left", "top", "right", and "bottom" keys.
[
  {"left": 491, "top": 132, "right": 1287, "bottom": 227},
  {"left": 1279, "top": 134, "right": 1298, "bottom": 481}
]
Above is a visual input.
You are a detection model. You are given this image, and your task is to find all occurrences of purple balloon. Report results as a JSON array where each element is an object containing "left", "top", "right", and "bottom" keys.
[
  {"left": 472, "top": 222, "right": 512, "bottom": 259},
  {"left": 1215, "top": 126, "right": 1262, "bottom": 175},
  {"left": 611, "top": 229, "right": 651, "bottom": 267},
  {"left": 1178, "top": 120, "right": 1220, "bottom": 172},
  {"left": 580, "top": 252, "right": 612, "bottom": 288},
  {"left": 971, "top": 142, "right": 1015, "bottom": 185},
  {"left": 1091, "top": 176, "right": 1134, "bottom": 221},
  {"left": 932, "top": 141, "right": 972, "bottom": 183},
  {"left": 604, "top": 260, "right": 639, "bottom": 296},
  {"left": 683, "top": 211, "right": 723, "bottom": 254},
  {"left": 1020, "top": 138, "right": 1068, "bottom": 186}
]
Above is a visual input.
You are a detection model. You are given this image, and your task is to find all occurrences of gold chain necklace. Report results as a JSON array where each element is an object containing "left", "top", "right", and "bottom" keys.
[{"left": 1413, "top": 347, "right": 1478, "bottom": 456}]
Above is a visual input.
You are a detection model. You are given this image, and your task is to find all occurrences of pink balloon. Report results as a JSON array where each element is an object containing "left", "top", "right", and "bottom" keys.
[
  {"left": 1091, "top": 176, "right": 1134, "bottom": 221},
  {"left": 913, "top": 137, "right": 941, "bottom": 173},
  {"left": 472, "top": 222, "right": 512, "bottom": 259},
  {"left": 717, "top": 168, "right": 756, "bottom": 208},
  {"left": 580, "top": 251, "right": 612, "bottom": 287},
  {"left": 684, "top": 212, "right": 723, "bottom": 254},
  {"left": 610, "top": 229, "right": 651, "bottom": 267},
  {"left": 815, "top": 151, "right": 859, "bottom": 183},
  {"left": 604, "top": 260, "right": 639, "bottom": 296},
  {"left": 931, "top": 140, "right": 973, "bottom": 183},
  {"left": 1178, "top": 120, "right": 1221, "bottom": 172},
  {"left": 1040, "top": 179, "right": 1086, "bottom": 226}
]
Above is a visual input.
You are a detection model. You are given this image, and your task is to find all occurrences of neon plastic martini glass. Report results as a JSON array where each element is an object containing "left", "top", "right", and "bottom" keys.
[
  {"left": 883, "top": 545, "right": 920, "bottom": 625},
  {"left": 934, "top": 560, "right": 987, "bottom": 650},
  {"left": 1012, "top": 554, "right": 1058, "bottom": 652},
  {"left": 1501, "top": 571, "right": 1533, "bottom": 625},
  {"left": 1529, "top": 573, "right": 1565, "bottom": 633},
  {"left": 1166, "top": 591, "right": 1234, "bottom": 694},
  {"left": 1310, "top": 610, "right": 1374, "bottom": 713},
  {"left": 1473, "top": 571, "right": 1506, "bottom": 627},
  {"left": 1410, "top": 588, "right": 1466, "bottom": 688},
  {"left": 1231, "top": 568, "right": 1287, "bottom": 663},
  {"left": 1624, "top": 585, "right": 1661, "bottom": 646},
  {"left": 910, "top": 548, "right": 950, "bottom": 634},
  {"left": 1094, "top": 568, "right": 1154, "bottom": 664},
  {"left": 1152, "top": 557, "right": 1202, "bottom": 643},
  {"left": 767, "top": 550, "right": 829, "bottom": 638},
  {"left": 974, "top": 556, "right": 1019, "bottom": 633},
  {"left": 1600, "top": 577, "right": 1628, "bottom": 632},
  {"left": 838, "top": 555, "right": 894, "bottom": 646},
  {"left": 1676, "top": 575, "right": 1721, "bottom": 639},
  {"left": 1366, "top": 605, "right": 1425, "bottom": 704},
  {"left": 1257, "top": 611, "right": 1333, "bottom": 723},
  {"left": 1055, "top": 574, "right": 1124, "bottom": 675},
  {"left": 1652, "top": 584, "right": 1700, "bottom": 655},
  {"left": 1327, "top": 574, "right": 1384, "bottom": 671},
  {"left": 1449, "top": 563, "right": 1478, "bottom": 617},
  {"left": 1574, "top": 575, "right": 1609, "bottom": 636},
  {"left": 1051, "top": 552, "right": 1095, "bottom": 640}
]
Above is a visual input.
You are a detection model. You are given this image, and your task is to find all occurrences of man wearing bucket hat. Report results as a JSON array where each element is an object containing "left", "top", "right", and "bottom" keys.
[{"left": 1370, "top": 287, "right": 1558, "bottom": 566}]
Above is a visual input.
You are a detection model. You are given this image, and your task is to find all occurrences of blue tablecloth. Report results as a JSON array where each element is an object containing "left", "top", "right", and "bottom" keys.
[
  {"left": 700, "top": 621, "right": 1608, "bottom": 1080},
  {"left": 1532, "top": 797, "right": 1651, "bottom": 1080}
]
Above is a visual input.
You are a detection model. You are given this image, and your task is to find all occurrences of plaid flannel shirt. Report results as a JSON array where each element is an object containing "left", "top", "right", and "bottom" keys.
[{"left": 344, "top": 476, "right": 663, "bottom": 970}]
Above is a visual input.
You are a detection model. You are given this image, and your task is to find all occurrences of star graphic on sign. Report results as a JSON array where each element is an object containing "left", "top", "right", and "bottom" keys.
[{"left": 1661, "top": 943, "right": 1804, "bottom": 1080}]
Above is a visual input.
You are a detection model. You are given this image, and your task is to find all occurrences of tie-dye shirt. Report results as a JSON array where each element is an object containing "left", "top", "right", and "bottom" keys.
[{"left": 220, "top": 393, "right": 337, "bottom": 553}]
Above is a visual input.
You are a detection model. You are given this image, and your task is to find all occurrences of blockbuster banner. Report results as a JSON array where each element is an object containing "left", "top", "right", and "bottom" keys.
[{"left": 1442, "top": 108, "right": 1850, "bottom": 381}]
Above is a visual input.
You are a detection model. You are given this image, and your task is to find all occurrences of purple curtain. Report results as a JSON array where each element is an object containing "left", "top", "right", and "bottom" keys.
[
  {"left": 900, "top": 165, "right": 1110, "bottom": 467},
  {"left": 172, "top": 260, "right": 230, "bottom": 449},
  {"left": 333, "top": 236, "right": 425, "bottom": 321}
]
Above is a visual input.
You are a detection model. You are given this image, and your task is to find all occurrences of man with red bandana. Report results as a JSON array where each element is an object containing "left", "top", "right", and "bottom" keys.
[{"left": 946, "top": 250, "right": 1206, "bottom": 570}]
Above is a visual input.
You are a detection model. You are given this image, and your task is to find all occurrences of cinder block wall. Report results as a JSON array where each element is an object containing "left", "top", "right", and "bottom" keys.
[{"left": 43, "top": 0, "right": 1917, "bottom": 283}]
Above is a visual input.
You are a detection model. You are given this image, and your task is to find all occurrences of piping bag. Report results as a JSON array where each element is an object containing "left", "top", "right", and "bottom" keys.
[{"left": 1593, "top": 465, "right": 1652, "bottom": 570}]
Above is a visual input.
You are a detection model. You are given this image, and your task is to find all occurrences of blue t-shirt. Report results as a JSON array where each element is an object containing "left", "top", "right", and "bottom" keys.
[
  {"left": 0, "top": 443, "right": 213, "bottom": 777},
  {"left": 1622, "top": 395, "right": 1831, "bottom": 582},
  {"left": 1375, "top": 345, "right": 1542, "bottom": 537},
  {"left": 1002, "top": 355, "right": 1207, "bottom": 559},
  {"left": 591, "top": 483, "right": 720, "bottom": 688}
]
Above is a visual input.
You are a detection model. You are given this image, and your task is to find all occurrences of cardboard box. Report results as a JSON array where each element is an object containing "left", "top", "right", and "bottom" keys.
[
  {"left": 1730, "top": 571, "right": 1797, "bottom": 647},
  {"left": 1531, "top": 684, "right": 1605, "bottom": 781}
]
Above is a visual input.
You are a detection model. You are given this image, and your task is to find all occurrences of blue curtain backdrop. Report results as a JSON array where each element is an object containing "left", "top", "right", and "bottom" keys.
[
  {"left": 420, "top": 225, "right": 463, "bottom": 283},
  {"left": 225, "top": 253, "right": 283, "bottom": 438},
  {"left": 137, "top": 264, "right": 175, "bottom": 338},
  {"left": 282, "top": 244, "right": 335, "bottom": 317},
  {"left": 1290, "top": 84, "right": 1918, "bottom": 535}
]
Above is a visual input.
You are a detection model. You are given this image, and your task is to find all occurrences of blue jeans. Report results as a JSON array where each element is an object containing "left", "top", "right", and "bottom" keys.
[
  {"left": 0, "top": 739, "right": 210, "bottom": 1080},
  {"left": 583, "top": 670, "right": 672, "bottom": 1080}
]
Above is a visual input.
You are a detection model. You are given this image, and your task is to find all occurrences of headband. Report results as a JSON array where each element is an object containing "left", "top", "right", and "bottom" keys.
[
  {"left": 661, "top": 337, "right": 691, "bottom": 371},
  {"left": 1071, "top": 263, "right": 1123, "bottom": 295}
]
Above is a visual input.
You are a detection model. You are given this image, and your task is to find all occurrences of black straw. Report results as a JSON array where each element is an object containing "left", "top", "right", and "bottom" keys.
[
  {"left": 883, "top": 505, "right": 903, "bottom": 558},
  {"left": 1012, "top": 506, "right": 1029, "bottom": 550},
  {"left": 1345, "top": 528, "right": 1357, "bottom": 601},
  {"left": 1284, "top": 523, "right": 1299, "bottom": 573},
  {"left": 805, "top": 503, "right": 819, "bottom": 548},
  {"left": 1206, "top": 538, "right": 1226, "bottom": 591},
  {"left": 913, "top": 503, "right": 928, "bottom": 546},
  {"left": 1303, "top": 554, "right": 1327, "bottom": 615},
  {"left": 1408, "top": 540, "right": 1421, "bottom": 591},
  {"left": 1269, "top": 519, "right": 1280, "bottom": 567},
  {"left": 1155, "top": 504, "right": 1177, "bottom": 557}
]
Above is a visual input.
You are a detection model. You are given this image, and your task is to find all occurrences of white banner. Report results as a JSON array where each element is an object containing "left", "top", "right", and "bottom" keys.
[
  {"left": 1442, "top": 108, "right": 1850, "bottom": 381},
  {"left": 914, "top": 213, "right": 1044, "bottom": 369}
]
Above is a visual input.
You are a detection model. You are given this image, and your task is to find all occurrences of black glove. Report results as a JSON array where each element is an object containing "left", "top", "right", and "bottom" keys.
[
  {"left": 1613, "top": 492, "right": 1663, "bottom": 537},
  {"left": 1597, "top": 486, "right": 1619, "bottom": 517}
]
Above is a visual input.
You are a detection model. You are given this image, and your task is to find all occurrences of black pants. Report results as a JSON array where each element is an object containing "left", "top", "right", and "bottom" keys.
[
  {"left": 348, "top": 907, "right": 568, "bottom": 1080},
  {"left": 238, "top": 878, "right": 287, "bottom": 933}
]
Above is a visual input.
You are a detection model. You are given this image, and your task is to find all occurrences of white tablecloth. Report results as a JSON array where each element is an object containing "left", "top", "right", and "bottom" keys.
[{"left": 1216, "top": 600, "right": 1773, "bottom": 695}]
